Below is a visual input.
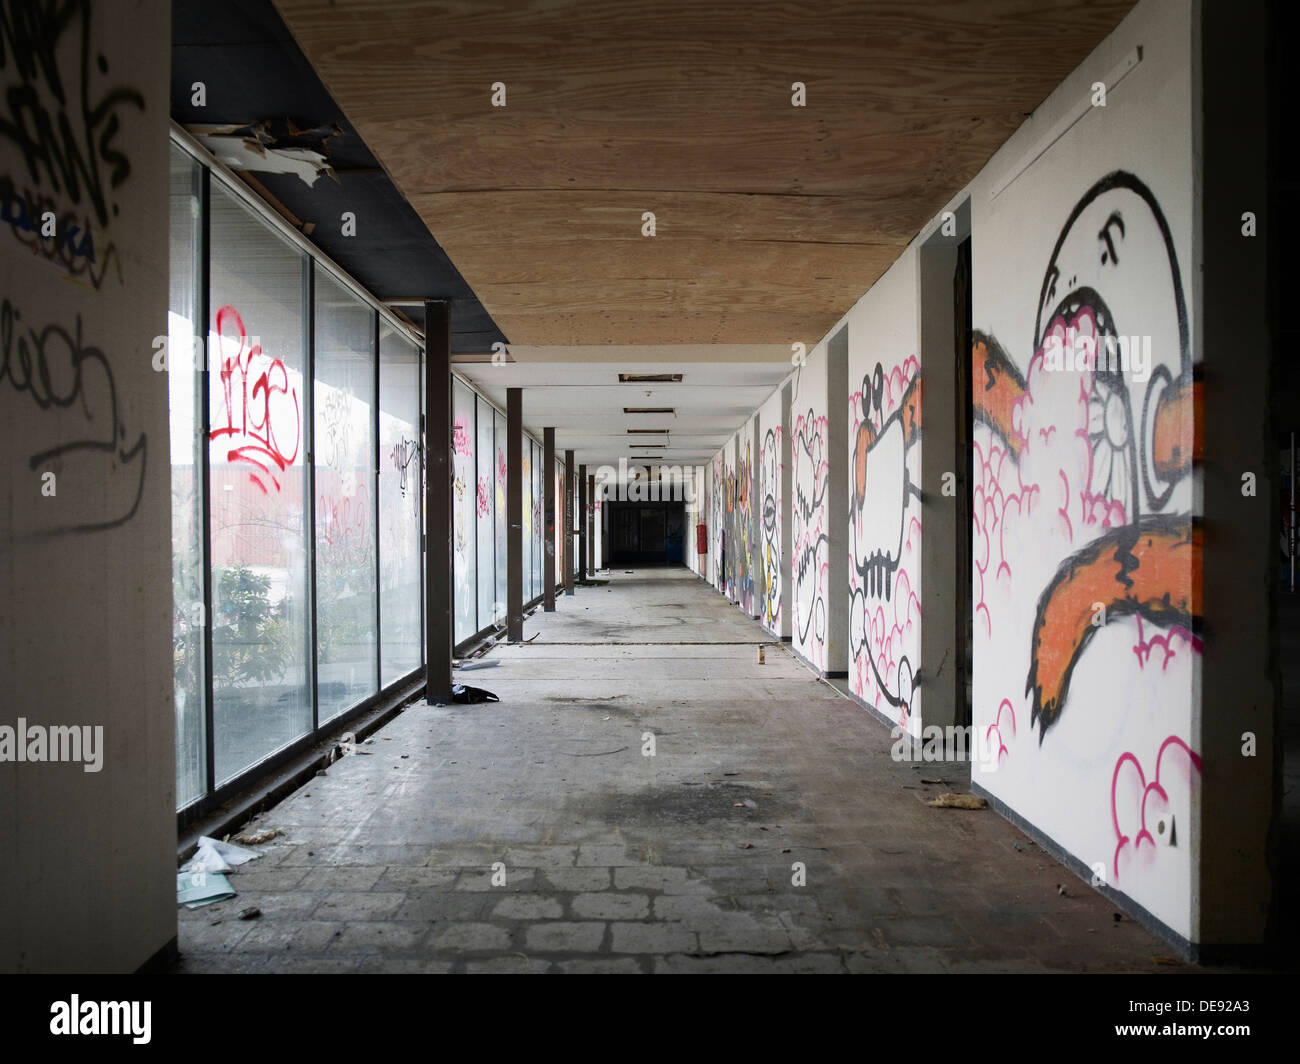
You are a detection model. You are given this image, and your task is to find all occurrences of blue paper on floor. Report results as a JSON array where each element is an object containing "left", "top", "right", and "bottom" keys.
[{"left": 176, "top": 870, "right": 235, "bottom": 909}]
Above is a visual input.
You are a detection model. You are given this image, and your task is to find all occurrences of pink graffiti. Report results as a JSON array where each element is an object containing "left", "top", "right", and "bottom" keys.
[
  {"left": 210, "top": 305, "right": 300, "bottom": 494},
  {"left": 848, "top": 362, "right": 922, "bottom": 717},
  {"left": 1110, "top": 735, "right": 1202, "bottom": 882},
  {"left": 476, "top": 477, "right": 490, "bottom": 518},
  {"left": 453, "top": 416, "right": 473, "bottom": 457},
  {"left": 985, "top": 699, "right": 1017, "bottom": 763},
  {"left": 318, "top": 486, "right": 372, "bottom": 566},
  {"left": 1132, "top": 614, "right": 1203, "bottom": 671},
  {"left": 972, "top": 437, "right": 1040, "bottom": 637}
]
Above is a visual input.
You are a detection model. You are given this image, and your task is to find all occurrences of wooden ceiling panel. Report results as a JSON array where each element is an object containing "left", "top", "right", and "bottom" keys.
[{"left": 275, "top": 0, "right": 1135, "bottom": 346}]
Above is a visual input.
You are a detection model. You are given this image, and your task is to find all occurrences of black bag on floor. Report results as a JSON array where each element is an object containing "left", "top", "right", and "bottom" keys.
[{"left": 451, "top": 683, "right": 499, "bottom": 704}]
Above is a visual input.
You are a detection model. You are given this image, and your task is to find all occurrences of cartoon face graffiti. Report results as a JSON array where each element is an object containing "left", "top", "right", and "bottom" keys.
[
  {"left": 848, "top": 361, "right": 922, "bottom": 713},
  {"left": 973, "top": 171, "right": 1198, "bottom": 739},
  {"left": 793, "top": 410, "right": 828, "bottom": 649},
  {"left": 1033, "top": 172, "right": 1190, "bottom": 524},
  {"left": 760, "top": 427, "right": 781, "bottom": 627}
]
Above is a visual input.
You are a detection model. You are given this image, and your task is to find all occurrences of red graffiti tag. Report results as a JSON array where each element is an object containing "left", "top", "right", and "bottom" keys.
[
  {"left": 453, "top": 416, "right": 473, "bottom": 457},
  {"left": 210, "top": 305, "right": 300, "bottom": 493}
]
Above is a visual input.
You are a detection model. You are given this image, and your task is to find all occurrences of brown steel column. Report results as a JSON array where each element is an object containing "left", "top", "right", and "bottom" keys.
[
  {"left": 424, "top": 300, "right": 453, "bottom": 703},
  {"left": 543, "top": 427, "right": 556, "bottom": 611},
  {"left": 587, "top": 472, "right": 596, "bottom": 574},
  {"left": 564, "top": 449, "right": 576, "bottom": 595},
  {"left": 507, "top": 387, "right": 523, "bottom": 642},
  {"left": 578, "top": 463, "right": 588, "bottom": 582}
]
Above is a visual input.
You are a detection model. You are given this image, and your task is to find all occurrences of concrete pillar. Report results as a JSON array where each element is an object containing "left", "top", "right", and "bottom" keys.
[
  {"left": 578, "top": 463, "right": 588, "bottom": 582},
  {"left": 564, "top": 449, "right": 576, "bottom": 594},
  {"left": 918, "top": 204, "right": 970, "bottom": 732},
  {"left": 0, "top": 0, "right": 175, "bottom": 972},
  {"left": 506, "top": 387, "right": 523, "bottom": 642},
  {"left": 425, "top": 300, "right": 454, "bottom": 700},
  {"left": 1198, "top": 0, "right": 1276, "bottom": 956},
  {"left": 544, "top": 427, "right": 556, "bottom": 611}
]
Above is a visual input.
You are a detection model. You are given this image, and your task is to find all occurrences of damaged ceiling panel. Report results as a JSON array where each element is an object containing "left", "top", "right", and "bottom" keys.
[{"left": 170, "top": 0, "right": 505, "bottom": 350}]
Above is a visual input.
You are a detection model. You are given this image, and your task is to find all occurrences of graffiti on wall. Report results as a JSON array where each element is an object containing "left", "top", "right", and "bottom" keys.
[
  {"left": 0, "top": 173, "right": 118, "bottom": 289},
  {"left": 1, "top": 0, "right": 147, "bottom": 532},
  {"left": 390, "top": 437, "right": 417, "bottom": 498},
  {"left": 792, "top": 408, "right": 829, "bottom": 667},
  {"left": 1, "top": 294, "right": 147, "bottom": 530},
  {"left": 0, "top": 1, "right": 145, "bottom": 231},
  {"left": 759, "top": 426, "right": 781, "bottom": 630},
  {"left": 452, "top": 410, "right": 474, "bottom": 639},
  {"left": 735, "top": 433, "right": 754, "bottom": 613},
  {"left": 711, "top": 452, "right": 724, "bottom": 589},
  {"left": 972, "top": 171, "right": 1199, "bottom": 892},
  {"left": 848, "top": 358, "right": 923, "bottom": 724}
]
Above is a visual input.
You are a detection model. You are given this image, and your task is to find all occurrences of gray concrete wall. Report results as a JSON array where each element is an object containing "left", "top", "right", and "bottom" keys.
[
  {"left": 917, "top": 202, "right": 970, "bottom": 732},
  {"left": 0, "top": 0, "right": 176, "bottom": 971}
]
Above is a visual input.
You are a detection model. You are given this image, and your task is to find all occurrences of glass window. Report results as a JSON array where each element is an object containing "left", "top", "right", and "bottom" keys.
[
  {"left": 379, "top": 324, "right": 423, "bottom": 685},
  {"left": 521, "top": 437, "right": 533, "bottom": 605},
  {"left": 314, "top": 269, "right": 378, "bottom": 722},
  {"left": 208, "top": 184, "right": 312, "bottom": 786},
  {"left": 169, "top": 147, "right": 206, "bottom": 809},
  {"left": 531, "top": 439, "right": 542, "bottom": 600},
  {"left": 453, "top": 379, "right": 477, "bottom": 643}
]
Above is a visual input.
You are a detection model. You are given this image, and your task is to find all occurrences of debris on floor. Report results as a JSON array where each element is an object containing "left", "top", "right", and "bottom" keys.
[
  {"left": 237, "top": 907, "right": 261, "bottom": 921},
  {"left": 229, "top": 827, "right": 284, "bottom": 846},
  {"left": 926, "top": 792, "right": 988, "bottom": 810},
  {"left": 451, "top": 683, "right": 500, "bottom": 704},
  {"left": 176, "top": 870, "right": 235, "bottom": 909},
  {"left": 187, "top": 836, "right": 263, "bottom": 874}
]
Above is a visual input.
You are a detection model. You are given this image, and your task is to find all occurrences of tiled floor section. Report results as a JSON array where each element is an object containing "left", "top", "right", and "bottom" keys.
[{"left": 175, "top": 568, "right": 1195, "bottom": 973}]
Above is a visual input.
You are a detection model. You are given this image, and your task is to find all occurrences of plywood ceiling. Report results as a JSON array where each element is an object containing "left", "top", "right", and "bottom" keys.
[{"left": 274, "top": 0, "right": 1134, "bottom": 348}]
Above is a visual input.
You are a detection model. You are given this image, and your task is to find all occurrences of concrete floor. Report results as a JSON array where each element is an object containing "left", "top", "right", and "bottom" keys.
[{"left": 175, "top": 567, "right": 1204, "bottom": 973}]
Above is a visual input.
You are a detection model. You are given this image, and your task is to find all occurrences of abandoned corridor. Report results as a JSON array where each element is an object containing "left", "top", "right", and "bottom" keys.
[{"left": 176, "top": 568, "right": 1187, "bottom": 974}]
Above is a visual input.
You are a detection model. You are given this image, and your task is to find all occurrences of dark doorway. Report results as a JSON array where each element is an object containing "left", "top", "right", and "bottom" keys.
[
  {"left": 607, "top": 500, "right": 685, "bottom": 566},
  {"left": 954, "top": 235, "right": 974, "bottom": 730}
]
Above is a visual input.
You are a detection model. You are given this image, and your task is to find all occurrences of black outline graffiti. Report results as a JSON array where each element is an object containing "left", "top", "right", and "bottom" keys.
[
  {"left": 974, "top": 171, "right": 1197, "bottom": 738},
  {"left": 848, "top": 363, "right": 922, "bottom": 710},
  {"left": 391, "top": 436, "right": 417, "bottom": 498},
  {"left": 0, "top": 0, "right": 145, "bottom": 229},
  {"left": 0, "top": 294, "right": 146, "bottom": 532},
  {"left": 1032, "top": 170, "right": 1190, "bottom": 517},
  {"left": 760, "top": 425, "right": 780, "bottom": 628},
  {"left": 793, "top": 407, "right": 828, "bottom": 647}
]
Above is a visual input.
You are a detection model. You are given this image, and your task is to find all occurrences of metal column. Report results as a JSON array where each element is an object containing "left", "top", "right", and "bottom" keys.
[
  {"left": 587, "top": 472, "right": 596, "bottom": 574},
  {"left": 424, "top": 300, "right": 453, "bottom": 702},
  {"left": 564, "top": 449, "right": 576, "bottom": 595},
  {"left": 544, "top": 427, "right": 556, "bottom": 611},
  {"left": 507, "top": 387, "right": 523, "bottom": 641},
  {"left": 578, "top": 463, "right": 588, "bottom": 582}
]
